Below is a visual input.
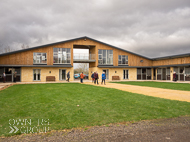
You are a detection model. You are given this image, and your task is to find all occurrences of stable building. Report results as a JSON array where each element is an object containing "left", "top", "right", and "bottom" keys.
[{"left": 0, "top": 36, "right": 190, "bottom": 82}]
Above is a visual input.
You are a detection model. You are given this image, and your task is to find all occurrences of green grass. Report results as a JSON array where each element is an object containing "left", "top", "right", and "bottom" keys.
[
  {"left": 0, "top": 83, "right": 190, "bottom": 136},
  {"left": 112, "top": 81, "right": 190, "bottom": 91}
]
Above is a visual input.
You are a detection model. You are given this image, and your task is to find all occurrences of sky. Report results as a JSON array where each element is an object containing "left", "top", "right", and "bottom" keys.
[{"left": 0, "top": 0, "right": 190, "bottom": 58}]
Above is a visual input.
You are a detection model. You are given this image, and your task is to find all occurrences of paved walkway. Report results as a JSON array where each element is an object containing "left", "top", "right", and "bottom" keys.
[
  {"left": 84, "top": 82, "right": 190, "bottom": 102},
  {"left": 0, "top": 83, "right": 13, "bottom": 90}
]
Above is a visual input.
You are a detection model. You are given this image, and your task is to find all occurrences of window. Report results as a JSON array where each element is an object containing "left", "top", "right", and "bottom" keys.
[
  {"left": 157, "top": 69, "right": 161, "bottom": 74},
  {"left": 137, "top": 68, "right": 141, "bottom": 74},
  {"left": 166, "top": 68, "right": 170, "bottom": 75},
  {"left": 118, "top": 55, "right": 128, "bottom": 65},
  {"left": 180, "top": 67, "right": 184, "bottom": 74},
  {"left": 147, "top": 69, "right": 151, "bottom": 76},
  {"left": 185, "top": 67, "right": 190, "bottom": 75},
  {"left": 33, "top": 69, "right": 41, "bottom": 81},
  {"left": 33, "top": 53, "right": 47, "bottom": 64},
  {"left": 53, "top": 48, "right": 71, "bottom": 64},
  {"left": 142, "top": 68, "right": 146, "bottom": 74},
  {"left": 123, "top": 70, "right": 128, "bottom": 79},
  {"left": 98, "top": 50, "right": 113, "bottom": 65},
  {"left": 174, "top": 67, "right": 179, "bottom": 73}
]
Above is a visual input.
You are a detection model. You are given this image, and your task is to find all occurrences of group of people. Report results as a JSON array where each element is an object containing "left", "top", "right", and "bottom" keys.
[
  {"left": 66, "top": 71, "right": 85, "bottom": 83},
  {"left": 66, "top": 71, "right": 106, "bottom": 84},
  {"left": 91, "top": 71, "right": 106, "bottom": 85},
  {"left": 2, "top": 71, "right": 17, "bottom": 83}
]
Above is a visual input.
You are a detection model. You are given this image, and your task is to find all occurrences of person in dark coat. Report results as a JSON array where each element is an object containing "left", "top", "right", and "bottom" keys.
[
  {"left": 14, "top": 71, "right": 17, "bottom": 83},
  {"left": 91, "top": 72, "right": 94, "bottom": 83},
  {"left": 2, "top": 72, "right": 6, "bottom": 83},
  {"left": 67, "top": 71, "right": 70, "bottom": 82},
  {"left": 173, "top": 71, "right": 177, "bottom": 81},
  {"left": 101, "top": 72, "right": 106, "bottom": 85},
  {"left": 94, "top": 71, "right": 99, "bottom": 84}
]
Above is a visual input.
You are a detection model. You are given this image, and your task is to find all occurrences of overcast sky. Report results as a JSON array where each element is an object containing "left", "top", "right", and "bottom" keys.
[{"left": 0, "top": 0, "right": 190, "bottom": 58}]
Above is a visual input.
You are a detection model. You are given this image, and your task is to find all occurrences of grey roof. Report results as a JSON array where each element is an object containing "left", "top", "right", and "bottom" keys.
[
  {"left": 0, "top": 36, "right": 189, "bottom": 61},
  {"left": 0, "top": 36, "right": 151, "bottom": 60},
  {"left": 153, "top": 63, "right": 190, "bottom": 68},
  {"left": 152, "top": 53, "right": 190, "bottom": 60}
]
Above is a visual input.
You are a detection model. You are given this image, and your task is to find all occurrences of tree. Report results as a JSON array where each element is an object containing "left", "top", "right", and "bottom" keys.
[
  {"left": 0, "top": 43, "right": 30, "bottom": 54},
  {"left": 21, "top": 44, "right": 30, "bottom": 49},
  {"left": 74, "top": 63, "right": 89, "bottom": 74}
]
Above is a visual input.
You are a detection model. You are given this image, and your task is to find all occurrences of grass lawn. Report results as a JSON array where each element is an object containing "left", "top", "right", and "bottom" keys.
[
  {"left": 112, "top": 81, "right": 190, "bottom": 91},
  {"left": 0, "top": 83, "right": 190, "bottom": 136}
]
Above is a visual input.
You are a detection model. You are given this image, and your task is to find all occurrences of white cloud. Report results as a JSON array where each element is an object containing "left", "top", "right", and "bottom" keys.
[{"left": 0, "top": 0, "right": 190, "bottom": 57}]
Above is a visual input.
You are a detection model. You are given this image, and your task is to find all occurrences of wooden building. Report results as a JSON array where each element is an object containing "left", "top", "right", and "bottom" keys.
[{"left": 0, "top": 36, "right": 190, "bottom": 82}]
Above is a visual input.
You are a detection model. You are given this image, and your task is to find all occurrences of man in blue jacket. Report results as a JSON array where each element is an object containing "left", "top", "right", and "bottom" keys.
[{"left": 101, "top": 72, "right": 106, "bottom": 85}]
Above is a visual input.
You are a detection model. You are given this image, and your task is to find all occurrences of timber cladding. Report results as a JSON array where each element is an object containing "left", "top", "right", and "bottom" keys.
[
  {"left": 153, "top": 56, "right": 190, "bottom": 66},
  {"left": 0, "top": 38, "right": 153, "bottom": 67},
  {"left": 0, "top": 37, "right": 189, "bottom": 67}
]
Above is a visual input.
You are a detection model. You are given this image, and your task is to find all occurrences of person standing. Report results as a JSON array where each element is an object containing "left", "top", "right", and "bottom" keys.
[
  {"left": 67, "top": 71, "right": 70, "bottom": 82},
  {"left": 173, "top": 71, "right": 177, "bottom": 82},
  {"left": 101, "top": 72, "right": 106, "bottom": 85},
  {"left": 2, "top": 72, "right": 6, "bottom": 83},
  {"left": 14, "top": 71, "right": 17, "bottom": 83},
  {"left": 94, "top": 71, "right": 99, "bottom": 84},
  {"left": 80, "top": 72, "right": 84, "bottom": 83},
  {"left": 91, "top": 72, "right": 94, "bottom": 83}
]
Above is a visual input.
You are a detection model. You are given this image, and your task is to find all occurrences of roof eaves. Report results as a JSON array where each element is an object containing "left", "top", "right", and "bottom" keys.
[
  {"left": 0, "top": 36, "right": 87, "bottom": 56},
  {"left": 85, "top": 36, "right": 152, "bottom": 60},
  {"left": 152, "top": 53, "right": 190, "bottom": 60}
]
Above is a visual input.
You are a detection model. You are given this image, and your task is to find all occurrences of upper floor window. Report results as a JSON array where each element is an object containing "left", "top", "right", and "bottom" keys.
[
  {"left": 118, "top": 55, "right": 128, "bottom": 65},
  {"left": 98, "top": 50, "right": 113, "bottom": 65},
  {"left": 53, "top": 48, "right": 71, "bottom": 64},
  {"left": 33, "top": 53, "right": 47, "bottom": 64}
]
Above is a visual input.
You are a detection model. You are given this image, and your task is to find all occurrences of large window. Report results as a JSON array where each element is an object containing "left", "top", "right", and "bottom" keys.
[
  {"left": 98, "top": 50, "right": 113, "bottom": 65},
  {"left": 53, "top": 48, "right": 71, "bottom": 64},
  {"left": 33, "top": 69, "right": 41, "bottom": 81},
  {"left": 137, "top": 68, "right": 151, "bottom": 80},
  {"left": 118, "top": 55, "right": 128, "bottom": 65},
  {"left": 33, "top": 53, "right": 47, "bottom": 64}
]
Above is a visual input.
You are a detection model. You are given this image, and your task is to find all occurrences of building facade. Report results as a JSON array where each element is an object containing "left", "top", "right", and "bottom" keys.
[{"left": 0, "top": 36, "right": 190, "bottom": 82}]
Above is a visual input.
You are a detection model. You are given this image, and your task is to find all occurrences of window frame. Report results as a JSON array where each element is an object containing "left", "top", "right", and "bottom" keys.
[
  {"left": 118, "top": 55, "right": 128, "bottom": 65},
  {"left": 53, "top": 48, "right": 71, "bottom": 64},
  {"left": 33, "top": 52, "right": 47, "bottom": 64},
  {"left": 98, "top": 50, "right": 113, "bottom": 65}
]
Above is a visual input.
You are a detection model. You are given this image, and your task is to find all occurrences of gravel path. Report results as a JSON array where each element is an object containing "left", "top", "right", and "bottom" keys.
[
  {"left": 84, "top": 82, "right": 190, "bottom": 102},
  {"left": 1, "top": 116, "right": 190, "bottom": 142}
]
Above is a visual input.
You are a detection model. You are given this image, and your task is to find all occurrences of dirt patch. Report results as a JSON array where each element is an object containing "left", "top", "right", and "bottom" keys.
[
  {"left": 84, "top": 82, "right": 190, "bottom": 102},
  {"left": 1, "top": 116, "right": 190, "bottom": 142}
]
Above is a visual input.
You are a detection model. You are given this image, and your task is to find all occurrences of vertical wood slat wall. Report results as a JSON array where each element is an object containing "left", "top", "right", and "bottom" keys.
[{"left": 0, "top": 38, "right": 189, "bottom": 67}]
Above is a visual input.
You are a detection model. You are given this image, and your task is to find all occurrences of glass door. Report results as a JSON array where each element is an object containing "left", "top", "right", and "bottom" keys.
[
  {"left": 162, "top": 68, "right": 166, "bottom": 80},
  {"left": 5, "top": 68, "right": 12, "bottom": 82},
  {"left": 59, "top": 69, "right": 66, "bottom": 80},
  {"left": 33, "top": 69, "right": 41, "bottom": 81},
  {"left": 123, "top": 70, "right": 128, "bottom": 79}
]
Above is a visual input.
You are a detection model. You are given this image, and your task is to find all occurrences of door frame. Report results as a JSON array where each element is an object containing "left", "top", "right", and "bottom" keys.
[{"left": 59, "top": 69, "right": 66, "bottom": 81}]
